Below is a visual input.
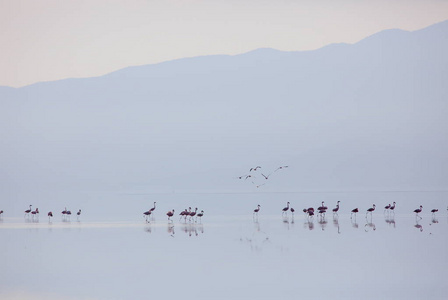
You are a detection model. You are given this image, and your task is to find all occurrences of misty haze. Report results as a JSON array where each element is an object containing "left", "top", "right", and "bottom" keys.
[{"left": 1, "top": 19, "right": 448, "bottom": 300}]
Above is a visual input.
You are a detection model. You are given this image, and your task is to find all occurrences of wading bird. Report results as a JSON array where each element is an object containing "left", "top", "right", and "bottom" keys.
[
  {"left": 351, "top": 208, "right": 359, "bottom": 219},
  {"left": 77, "top": 209, "right": 82, "bottom": 220},
  {"left": 431, "top": 209, "right": 438, "bottom": 216},
  {"left": 61, "top": 207, "right": 67, "bottom": 218},
  {"left": 253, "top": 205, "right": 261, "bottom": 216},
  {"left": 384, "top": 204, "right": 391, "bottom": 213},
  {"left": 48, "top": 211, "right": 53, "bottom": 221},
  {"left": 179, "top": 209, "right": 188, "bottom": 221},
  {"left": 332, "top": 201, "right": 340, "bottom": 215},
  {"left": 282, "top": 202, "right": 290, "bottom": 215},
  {"left": 143, "top": 209, "right": 152, "bottom": 222},
  {"left": 414, "top": 205, "right": 423, "bottom": 218},
  {"left": 166, "top": 209, "right": 174, "bottom": 221},
  {"left": 389, "top": 202, "right": 396, "bottom": 214},
  {"left": 366, "top": 204, "right": 376, "bottom": 217},
  {"left": 196, "top": 210, "right": 204, "bottom": 222},
  {"left": 317, "top": 202, "right": 327, "bottom": 211},
  {"left": 31, "top": 208, "right": 39, "bottom": 219},
  {"left": 25, "top": 205, "right": 32, "bottom": 217},
  {"left": 189, "top": 208, "right": 198, "bottom": 222}
]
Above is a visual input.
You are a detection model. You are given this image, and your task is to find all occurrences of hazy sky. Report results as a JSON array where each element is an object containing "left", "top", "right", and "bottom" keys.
[{"left": 1, "top": 0, "right": 447, "bottom": 87}]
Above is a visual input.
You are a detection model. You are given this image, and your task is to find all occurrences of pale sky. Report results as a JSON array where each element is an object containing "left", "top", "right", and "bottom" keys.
[{"left": 1, "top": 0, "right": 447, "bottom": 88}]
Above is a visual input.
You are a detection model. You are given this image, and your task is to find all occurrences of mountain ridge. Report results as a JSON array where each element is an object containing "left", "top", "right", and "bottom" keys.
[{"left": 3, "top": 19, "right": 446, "bottom": 90}]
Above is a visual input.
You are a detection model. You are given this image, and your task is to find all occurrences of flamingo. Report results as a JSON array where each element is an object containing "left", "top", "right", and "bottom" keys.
[
  {"left": 253, "top": 205, "right": 261, "bottom": 216},
  {"left": 389, "top": 202, "right": 396, "bottom": 215},
  {"left": 189, "top": 208, "right": 198, "bottom": 222},
  {"left": 0, "top": 210, "right": 3, "bottom": 218},
  {"left": 66, "top": 210, "right": 72, "bottom": 219},
  {"left": 318, "top": 209, "right": 326, "bottom": 218},
  {"left": 290, "top": 207, "right": 295, "bottom": 215},
  {"left": 414, "top": 205, "right": 423, "bottom": 218},
  {"left": 196, "top": 210, "right": 204, "bottom": 222},
  {"left": 48, "top": 211, "right": 53, "bottom": 221},
  {"left": 384, "top": 204, "right": 391, "bottom": 213},
  {"left": 143, "top": 209, "right": 152, "bottom": 222},
  {"left": 179, "top": 209, "right": 188, "bottom": 221},
  {"left": 166, "top": 209, "right": 175, "bottom": 221},
  {"left": 332, "top": 201, "right": 340, "bottom": 215},
  {"left": 366, "top": 204, "right": 376, "bottom": 217},
  {"left": 25, "top": 205, "right": 32, "bottom": 217},
  {"left": 61, "top": 207, "right": 67, "bottom": 218},
  {"left": 431, "top": 209, "right": 438, "bottom": 216},
  {"left": 282, "top": 202, "right": 290, "bottom": 215},
  {"left": 31, "top": 208, "right": 39, "bottom": 219},
  {"left": 318, "top": 202, "right": 327, "bottom": 211},
  {"left": 77, "top": 209, "right": 82, "bottom": 220},
  {"left": 307, "top": 209, "right": 315, "bottom": 218},
  {"left": 351, "top": 208, "right": 359, "bottom": 219}
]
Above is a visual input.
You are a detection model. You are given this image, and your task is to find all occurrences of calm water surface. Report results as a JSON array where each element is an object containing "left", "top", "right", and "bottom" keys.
[{"left": 1, "top": 192, "right": 448, "bottom": 300}]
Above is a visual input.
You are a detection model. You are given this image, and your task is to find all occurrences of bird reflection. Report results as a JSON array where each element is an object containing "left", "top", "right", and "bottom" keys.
[
  {"left": 254, "top": 219, "right": 261, "bottom": 232},
  {"left": 333, "top": 216, "right": 340, "bottom": 234},
  {"left": 282, "top": 216, "right": 291, "bottom": 230},
  {"left": 431, "top": 216, "right": 439, "bottom": 224},
  {"left": 385, "top": 215, "right": 396, "bottom": 228},
  {"left": 414, "top": 220, "right": 423, "bottom": 232},
  {"left": 364, "top": 221, "right": 376, "bottom": 232},
  {"left": 25, "top": 217, "right": 39, "bottom": 224},
  {"left": 144, "top": 225, "right": 152, "bottom": 233},
  {"left": 181, "top": 223, "right": 204, "bottom": 237},
  {"left": 351, "top": 218, "right": 359, "bottom": 229},
  {"left": 318, "top": 216, "right": 327, "bottom": 231},
  {"left": 303, "top": 219, "right": 314, "bottom": 231},
  {"left": 167, "top": 223, "right": 175, "bottom": 237}
]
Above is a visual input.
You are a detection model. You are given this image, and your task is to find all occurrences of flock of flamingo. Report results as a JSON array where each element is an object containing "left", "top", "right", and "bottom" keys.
[
  {"left": 143, "top": 202, "right": 205, "bottom": 223},
  {"left": 252, "top": 201, "right": 445, "bottom": 221},
  {"left": 5, "top": 205, "right": 83, "bottom": 221},
  {"left": 0, "top": 201, "right": 445, "bottom": 223}
]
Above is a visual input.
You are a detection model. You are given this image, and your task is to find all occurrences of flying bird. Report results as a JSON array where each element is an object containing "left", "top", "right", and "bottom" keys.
[{"left": 249, "top": 166, "right": 261, "bottom": 172}]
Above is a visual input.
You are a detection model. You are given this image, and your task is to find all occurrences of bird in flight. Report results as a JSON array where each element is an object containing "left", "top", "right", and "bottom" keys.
[{"left": 249, "top": 166, "right": 262, "bottom": 172}]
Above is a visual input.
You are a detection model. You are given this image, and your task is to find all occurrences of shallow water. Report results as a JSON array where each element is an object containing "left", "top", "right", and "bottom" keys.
[{"left": 1, "top": 193, "right": 448, "bottom": 300}]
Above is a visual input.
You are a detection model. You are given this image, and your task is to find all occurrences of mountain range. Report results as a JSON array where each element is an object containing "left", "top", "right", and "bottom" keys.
[{"left": 1, "top": 20, "right": 447, "bottom": 201}]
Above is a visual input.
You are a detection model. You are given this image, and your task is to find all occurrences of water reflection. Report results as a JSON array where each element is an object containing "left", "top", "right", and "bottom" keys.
[
  {"left": 385, "top": 215, "right": 396, "bottom": 228},
  {"left": 414, "top": 220, "right": 423, "bottom": 232},
  {"left": 333, "top": 216, "right": 340, "bottom": 234},
  {"left": 351, "top": 218, "right": 359, "bottom": 229},
  {"left": 241, "top": 220, "right": 270, "bottom": 253},
  {"left": 318, "top": 215, "right": 328, "bottom": 231},
  {"left": 25, "top": 218, "right": 39, "bottom": 224},
  {"left": 364, "top": 221, "right": 376, "bottom": 232},
  {"left": 167, "top": 223, "right": 175, "bottom": 237},
  {"left": 181, "top": 223, "right": 204, "bottom": 237},
  {"left": 303, "top": 219, "right": 314, "bottom": 230}
]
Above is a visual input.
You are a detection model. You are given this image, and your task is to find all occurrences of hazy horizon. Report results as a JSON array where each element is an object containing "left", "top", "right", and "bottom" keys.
[{"left": 1, "top": 0, "right": 448, "bottom": 88}]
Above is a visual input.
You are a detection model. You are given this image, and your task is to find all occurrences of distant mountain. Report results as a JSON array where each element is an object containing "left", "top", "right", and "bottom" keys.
[{"left": 1, "top": 20, "right": 447, "bottom": 201}]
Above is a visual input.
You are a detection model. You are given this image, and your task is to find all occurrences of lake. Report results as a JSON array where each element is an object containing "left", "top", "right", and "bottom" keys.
[{"left": 1, "top": 191, "right": 447, "bottom": 300}]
